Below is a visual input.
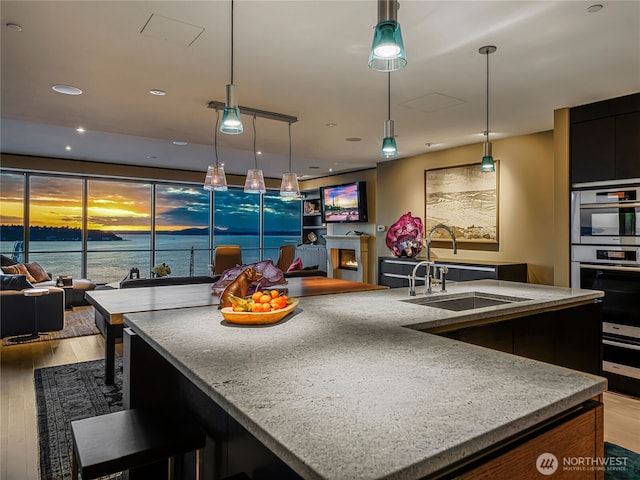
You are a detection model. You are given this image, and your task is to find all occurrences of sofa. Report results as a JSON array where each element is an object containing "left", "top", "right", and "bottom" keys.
[
  {"left": 0, "top": 255, "right": 96, "bottom": 306},
  {"left": 0, "top": 274, "right": 64, "bottom": 339}
]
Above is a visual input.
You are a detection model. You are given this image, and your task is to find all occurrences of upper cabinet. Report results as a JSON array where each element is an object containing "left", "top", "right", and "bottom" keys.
[{"left": 570, "top": 92, "right": 640, "bottom": 184}]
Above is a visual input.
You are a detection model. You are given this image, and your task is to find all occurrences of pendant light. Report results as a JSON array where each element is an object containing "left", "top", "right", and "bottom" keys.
[
  {"left": 369, "top": 0, "right": 407, "bottom": 72},
  {"left": 381, "top": 72, "right": 398, "bottom": 159},
  {"left": 479, "top": 45, "right": 497, "bottom": 172},
  {"left": 220, "top": 0, "right": 243, "bottom": 134},
  {"left": 244, "top": 115, "right": 266, "bottom": 193},
  {"left": 204, "top": 109, "right": 228, "bottom": 191},
  {"left": 280, "top": 122, "right": 300, "bottom": 196}
]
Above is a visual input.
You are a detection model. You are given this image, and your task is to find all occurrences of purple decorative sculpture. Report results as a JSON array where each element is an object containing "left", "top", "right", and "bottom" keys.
[{"left": 386, "top": 212, "right": 425, "bottom": 258}]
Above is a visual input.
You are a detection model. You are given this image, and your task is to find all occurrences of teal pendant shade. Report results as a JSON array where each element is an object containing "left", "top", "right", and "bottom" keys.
[
  {"left": 480, "top": 155, "right": 495, "bottom": 172},
  {"left": 220, "top": 84, "right": 243, "bottom": 134},
  {"left": 381, "top": 136, "right": 398, "bottom": 159},
  {"left": 369, "top": 21, "right": 407, "bottom": 72},
  {"left": 480, "top": 141, "right": 495, "bottom": 172}
]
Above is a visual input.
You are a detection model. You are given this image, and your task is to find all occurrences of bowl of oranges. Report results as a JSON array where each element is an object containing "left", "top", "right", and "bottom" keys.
[{"left": 220, "top": 289, "right": 298, "bottom": 325}]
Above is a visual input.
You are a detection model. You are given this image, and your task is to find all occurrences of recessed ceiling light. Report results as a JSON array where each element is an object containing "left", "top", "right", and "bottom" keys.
[
  {"left": 146, "top": 155, "right": 158, "bottom": 159},
  {"left": 52, "top": 84, "right": 83, "bottom": 95},
  {"left": 172, "top": 141, "right": 188, "bottom": 146},
  {"left": 345, "top": 137, "right": 362, "bottom": 142},
  {"left": 149, "top": 89, "right": 166, "bottom": 96},
  {"left": 256, "top": 151, "right": 262, "bottom": 155},
  {"left": 586, "top": 4, "right": 603, "bottom": 13},
  {"left": 329, "top": 168, "right": 333, "bottom": 172},
  {"left": 65, "top": 146, "right": 72, "bottom": 151},
  {"left": 309, "top": 166, "right": 320, "bottom": 169},
  {"left": 6, "top": 23, "right": 22, "bottom": 32},
  {"left": 76, "top": 127, "right": 85, "bottom": 133},
  {"left": 325, "top": 123, "right": 337, "bottom": 128}
]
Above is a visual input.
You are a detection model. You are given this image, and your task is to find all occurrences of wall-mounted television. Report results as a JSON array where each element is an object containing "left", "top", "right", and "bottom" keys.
[{"left": 320, "top": 181, "right": 368, "bottom": 223}]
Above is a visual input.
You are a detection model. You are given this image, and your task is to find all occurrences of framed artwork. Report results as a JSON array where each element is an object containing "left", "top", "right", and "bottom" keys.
[{"left": 425, "top": 162, "right": 499, "bottom": 243}]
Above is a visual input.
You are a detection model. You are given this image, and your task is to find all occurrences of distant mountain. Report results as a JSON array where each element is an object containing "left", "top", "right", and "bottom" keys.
[
  {"left": 0, "top": 225, "right": 123, "bottom": 241},
  {"left": 167, "top": 227, "right": 209, "bottom": 235}
]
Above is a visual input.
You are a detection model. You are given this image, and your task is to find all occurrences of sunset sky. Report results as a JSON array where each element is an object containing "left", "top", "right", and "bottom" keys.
[{"left": 1, "top": 173, "right": 300, "bottom": 233}]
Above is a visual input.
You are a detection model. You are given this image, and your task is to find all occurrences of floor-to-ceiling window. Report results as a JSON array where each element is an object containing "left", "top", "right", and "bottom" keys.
[
  {"left": 0, "top": 170, "right": 302, "bottom": 284},
  {"left": 155, "top": 184, "right": 210, "bottom": 277},
  {"left": 87, "top": 179, "right": 152, "bottom": 283},
  {"left": 28, "top": 175, "right": 84, "bottom": 279}
]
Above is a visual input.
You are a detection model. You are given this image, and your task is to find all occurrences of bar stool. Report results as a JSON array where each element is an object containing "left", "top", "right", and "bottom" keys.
[{"left": 71, "top": 408, "right": 205, "bottom": 480}]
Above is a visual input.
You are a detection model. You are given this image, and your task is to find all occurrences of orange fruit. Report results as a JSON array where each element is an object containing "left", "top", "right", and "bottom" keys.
[
  {"left": 261, "top": 302, "right": 271, "bottom": 312},
  {"left": 270, "top": 290, "right": 280, "bottom": 298},
  {"left": 251, "top": 291, "right": 263, "bottom": 302},
  {"left": 259, "top": 294, "right": 272, "bottom": 304},
  {"left": 251, "top": 303, "right": 263, "bottom": 313}
]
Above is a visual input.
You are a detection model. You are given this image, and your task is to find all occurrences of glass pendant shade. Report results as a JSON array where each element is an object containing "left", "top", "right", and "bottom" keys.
[
  {"left": 280, "top": 172, "right": 300, "bottom": 196},
  {"left": 480, "top": 142, "right": 495, "bottom": 172},
  {"left": 220, "top": 84, "right": 243, "bottom": 134},
  {"left": 244, "top": 168, "right": 266, "bottom": 194},
  {"left": 380, "top": 119, "right": 398, "bottom": 158},
  {"left": 204, "top": 165, "right": 228, "bottom": 191},
  {"left": 381, "top": 136, "right": 398, "bottom": 158},
  {"left": 369, "top": 21, "right": 407, "bottom": 72}
]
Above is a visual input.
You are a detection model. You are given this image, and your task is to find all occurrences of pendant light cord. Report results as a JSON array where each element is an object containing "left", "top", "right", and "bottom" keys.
[
  {"left": 214, "top": 109, "right": 220, "bottom": 165},
  {"left": 485, "top": 51, "right": 489, "bottom": 142},
  {"left": 230, "top": 0, "right": 234, "bottom": 85},
  {"left": 288, "top": 122, "right": 292, "bottom": 173},
  {"left": 387, "top": 72, "right": 391, "bottom": 121},
  {"left": 253, "top": 114, "right": 257, "bottom": 169}
]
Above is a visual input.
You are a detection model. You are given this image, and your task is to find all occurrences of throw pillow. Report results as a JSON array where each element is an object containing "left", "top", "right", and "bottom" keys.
[
  {"left": 1, "top": 263, "right": 37, "bottom": 283},
  {"left": 0, "top": 274, "right": 34, "bottom": 291},
  {"left": 287, "top": 257, "right": 303, "bottom": 272},
  {"left": 0, "top": 254, "right": 18, "bottom": 267},
  {"left": 24, "top": 262, "right": 51, "bottom": 283}
]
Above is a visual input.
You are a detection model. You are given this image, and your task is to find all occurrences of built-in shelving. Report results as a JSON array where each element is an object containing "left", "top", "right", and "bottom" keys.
[{"left": 301, "top": 190, "right": 326, "bottom": 245}]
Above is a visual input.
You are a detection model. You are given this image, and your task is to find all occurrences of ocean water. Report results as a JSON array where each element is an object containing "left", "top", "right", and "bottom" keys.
[{"left": 1, "top": 233, "right": 300, "bottom": 284}]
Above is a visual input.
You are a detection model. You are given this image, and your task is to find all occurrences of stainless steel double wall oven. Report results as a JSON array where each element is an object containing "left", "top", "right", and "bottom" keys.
[{"left": 571, "top": 180, "right": 640, "bottom": 397}]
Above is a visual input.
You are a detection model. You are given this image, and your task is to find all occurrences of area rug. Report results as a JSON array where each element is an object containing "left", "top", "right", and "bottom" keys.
[
  {"left": 34, "top": 358, "right": 123, "bottom": 480},
  {"left": 605, "top": 442, "right": 640, "bottom": 480},
  {"left": 2, "top": 305, "right": 98, "bottom": 346}
]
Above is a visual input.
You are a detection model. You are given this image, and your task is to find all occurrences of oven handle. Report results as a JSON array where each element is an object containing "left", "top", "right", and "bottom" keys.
[
  {"left": 579, "top": 263, "right": 640, "bottom": 273},
  {"left": 579, "top": 202, "right": 640, "bottom": 209},
  {"left": 603, "top": 339, "right": 640, "bottom": 351}
]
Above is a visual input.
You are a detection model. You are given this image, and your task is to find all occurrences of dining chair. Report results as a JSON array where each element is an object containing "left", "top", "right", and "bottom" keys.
[
  {"left": 276, "top": 245, "right": 296, "bottom": 272},
  {"left": 211, "top": 245, "right": 243, "bottom": 275}
]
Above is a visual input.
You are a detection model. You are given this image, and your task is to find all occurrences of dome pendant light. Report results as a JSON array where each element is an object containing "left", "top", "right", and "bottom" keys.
[
  {"left": 220, "top": 0, "right": 243, "bottom": 134},
  {"left": 479, "top": 45, "right": 497, "bottom": 172},
  {"left": 204, "top": 109, "right": 228, "bottom": 191},
  {"left": 280, "top": 122, "right": 300, "bottom": 197},
  {"left": 381, "top": 73, "right": 398, "bottom": 159},
  {"left": 244, "top": 115, "right": 266, "bottom": 194},
  {"left": 369, "top": 0, "right": 407, "bottom": 72}
]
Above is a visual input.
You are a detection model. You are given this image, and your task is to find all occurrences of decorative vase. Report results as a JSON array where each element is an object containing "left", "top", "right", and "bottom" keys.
[{"left": 386, "top": 212, "right": 425, "bottom": 258}]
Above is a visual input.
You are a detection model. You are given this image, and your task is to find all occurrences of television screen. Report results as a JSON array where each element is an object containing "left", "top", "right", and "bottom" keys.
[{"left": 320, "top": 182, "right": 368, "bottom": 223}]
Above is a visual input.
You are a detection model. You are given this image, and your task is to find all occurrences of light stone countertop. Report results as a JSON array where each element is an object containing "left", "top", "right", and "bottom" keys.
[{"left": 124, "top": 280, "right": 606, "bottom": 480}]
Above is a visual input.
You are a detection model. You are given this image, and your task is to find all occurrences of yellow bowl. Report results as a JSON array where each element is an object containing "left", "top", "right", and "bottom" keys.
[{"left": 221, "top": 298, "right": 299, "bottom": 325}]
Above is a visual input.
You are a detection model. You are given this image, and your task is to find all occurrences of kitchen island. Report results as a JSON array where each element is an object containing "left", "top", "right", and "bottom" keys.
[{"left": 123, "top": 279, "right": 606, "bottom": 480}]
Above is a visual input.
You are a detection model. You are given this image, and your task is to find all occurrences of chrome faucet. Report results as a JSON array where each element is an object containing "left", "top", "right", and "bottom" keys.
[
  {"left": 408, "top": 260, "right": 433, "bottom": 296},
  {"left": 425, "top": 224, "right": 458, "bottom": 293},
  {"left": 426, "top": 224, "right": 458, "bottom": 262}
]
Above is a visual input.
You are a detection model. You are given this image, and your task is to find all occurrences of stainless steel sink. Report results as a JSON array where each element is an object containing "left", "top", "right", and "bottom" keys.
[{"left": 401, "top": 291, "right": 530, "bottom": 311}]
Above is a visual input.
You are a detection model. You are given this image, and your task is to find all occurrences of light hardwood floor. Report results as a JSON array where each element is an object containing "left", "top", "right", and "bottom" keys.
[{"left": 1, "top": 333, "right": 639, "bottom": 480}]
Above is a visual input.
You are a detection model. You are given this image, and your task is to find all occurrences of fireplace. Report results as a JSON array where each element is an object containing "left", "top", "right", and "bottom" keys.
[
  {"left": 338, "top": 249, "right": 358, "bottom": 271},
  {"left": 324, "top": 234, "right": 371, "bottom": 283}
]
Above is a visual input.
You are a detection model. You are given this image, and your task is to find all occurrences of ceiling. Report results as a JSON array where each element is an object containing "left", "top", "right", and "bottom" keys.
[{"left": 1, "top": 1, "right": 639, "bottom": 181}]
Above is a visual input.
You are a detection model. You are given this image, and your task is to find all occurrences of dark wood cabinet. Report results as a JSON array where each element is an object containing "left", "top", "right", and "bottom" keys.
[
  {"left": 615, "top": 111, "right": 640, "bottom": 179},
  {"left": 378, "top": 257, "right": 527, "bottom": 287},
  {"left": 570, "top": 117, "right": 616, "bottom": 183},
  {"left": 570, "top": 92, "right": 640, "bottom": 184},
  {"left": 433, "top": 302, "right": 602, "bottom": 376},
  {"left": 301, "top": 190, "right": 326, "bottom": 245}
]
